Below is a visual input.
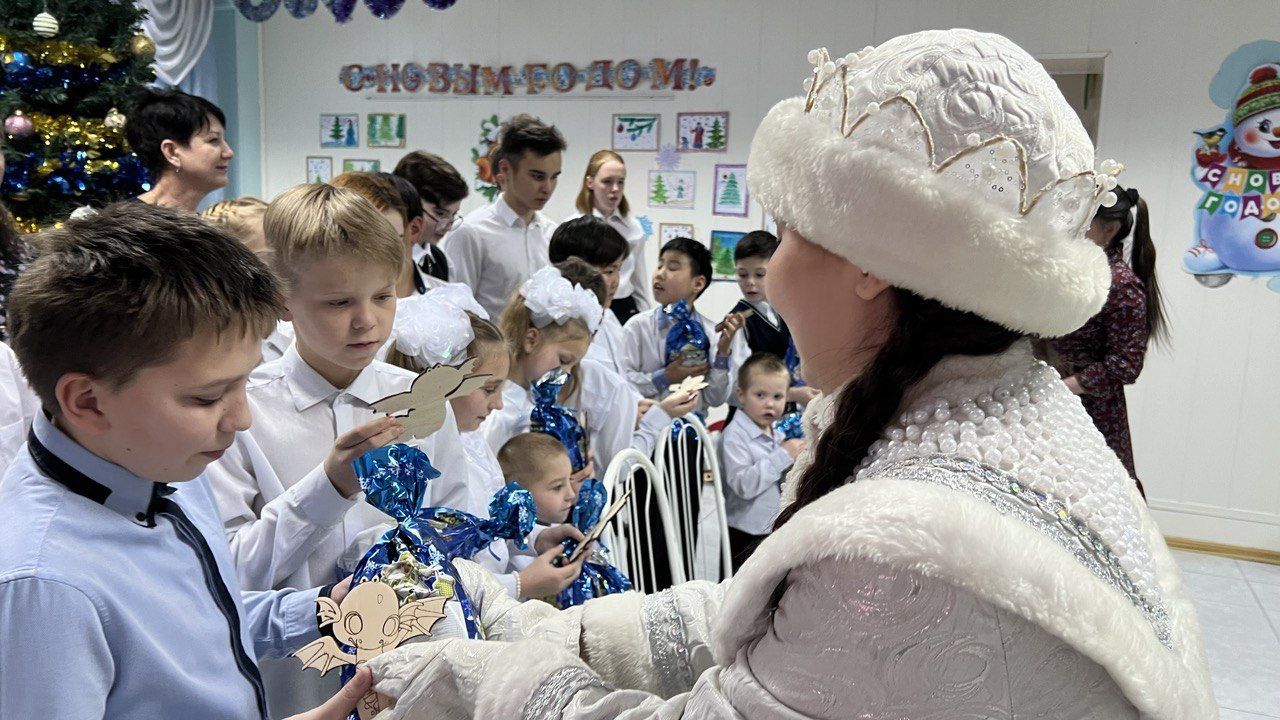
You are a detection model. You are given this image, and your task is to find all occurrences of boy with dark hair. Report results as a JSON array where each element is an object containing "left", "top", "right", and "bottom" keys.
[
  {"left": 619, "top": 237, "right": 747, "bottom": 415},
  {"left": 445, "top": 114, "right": 567, "bottom": 318},
  {"left": 0, "top": 201, "right": 369, "bottom": 718},
  {"left": 392, "top": 151, "right": 469, "bottom": 280},
  {"left": 548, "top": 215, "right": 630, "bottom": 372}
]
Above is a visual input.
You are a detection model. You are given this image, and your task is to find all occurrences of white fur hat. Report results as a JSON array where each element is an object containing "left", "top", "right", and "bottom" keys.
[{"left": 748, "top": 29, "right": 1125, "bottom": 336}]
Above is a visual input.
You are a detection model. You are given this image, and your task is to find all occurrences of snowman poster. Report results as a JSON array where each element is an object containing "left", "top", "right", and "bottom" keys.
[{"left": 1187, "top": 40, "right": 1280, "bottom": 291}]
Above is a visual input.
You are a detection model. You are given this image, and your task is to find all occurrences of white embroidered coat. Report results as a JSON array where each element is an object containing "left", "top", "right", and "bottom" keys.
[{"left": 370, "top": 342, "right": 1216, "bottom": 720}]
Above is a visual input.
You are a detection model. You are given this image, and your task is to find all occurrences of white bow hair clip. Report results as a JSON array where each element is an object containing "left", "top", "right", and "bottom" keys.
[
  {"left": 393, "top": 283, "right": 488, "bottom": 366},
  {"left": 521, "top": 267, "right": 602, "bottom": 333}
]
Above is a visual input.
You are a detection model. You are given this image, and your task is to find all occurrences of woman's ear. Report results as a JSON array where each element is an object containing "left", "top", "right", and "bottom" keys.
[
  {"left": 523, "top": 327, "right": 540, "bottom": 353},
  {"left": 159, "top": 138, "right": 181, "bottom": 171},
  {"left": 853, "top": 271, "right": 892, "bottom": 302}
]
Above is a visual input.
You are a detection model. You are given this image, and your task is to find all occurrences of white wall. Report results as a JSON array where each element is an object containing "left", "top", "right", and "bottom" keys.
[{"left": 251, "top": 0, "right": 1280, "bottom": 550}]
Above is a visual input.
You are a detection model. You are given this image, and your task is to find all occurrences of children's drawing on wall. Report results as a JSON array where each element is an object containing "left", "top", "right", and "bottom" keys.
[
  {"left": 344, "top": 158, "right": 380, "bottom": 172},
  {"left": 649, "top": 170, "right": 695, "bottom": 209},
  {"left": 713, "top": 163, "right": 748, "bottom": 217},
  {"left": 1188, "top": 40, "right": 1280, "bottom": 291},
  {"left": 710, "top": 230, "right": 745, "bottom": 279},
  {"left": 660, "top": 222, "right": 694, "bottom": 244},
  {"left": 612, "top": 114, "right": 660, "bottom": 151},
  {"left": 320, "top": 114, "right": 359, "bottom": 148},
  {"left": 368, "top": 113, "right": 407, "bottom": 148},
  {"left": 677, "top": 112, "right": 728, "bottom": 152},
  {"left": 306, "top": 156, "right": 333, "bottom": 183}
]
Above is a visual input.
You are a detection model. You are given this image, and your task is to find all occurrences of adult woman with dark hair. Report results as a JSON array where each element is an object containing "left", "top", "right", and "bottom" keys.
[
  {"left": 126, "top": 87, "right": 233, "bottom": 212},
  {"left": 365, "top": 30, "right": 1213, "bottom": 720},
  {"left": 1052, "top": 188, "right": 1167, "bottom": 497}
]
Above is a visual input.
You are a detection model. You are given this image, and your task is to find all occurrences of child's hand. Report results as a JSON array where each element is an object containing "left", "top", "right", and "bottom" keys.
[
  {"left": 782, "top": 438, "right": 806, "bottom": 459},
  {"left": 534, "top": 523, "right": 585, "bottom": 554},
  {"left": 659, "top": 389, "right": 700, "bottom": 419},
  {"left": 570, "top": 457, "right": 596, "bottom": 487},
  {"left": 285, "top": 665, "right": 372, "bottom": 720},
  {"left": 518, "top": 544, "right": 589, "bottom": 598},
  {"left": 324, "top": 416, "right": 404, "bottom": 496},
  {"left": 716, "top": 312, "right": 746, "bottom": 356},
  {"left": 787, "top": 385, "right": 821, "bottom": 406},
  {"left": 663, "top": 357, "right": 709, "bottom": 384},
  {"left": 636, "top": 397, "right": 657, "bottom": 428}
]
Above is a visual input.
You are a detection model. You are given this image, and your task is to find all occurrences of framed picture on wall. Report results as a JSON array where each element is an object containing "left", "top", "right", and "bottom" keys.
[
  {"left": 320, "top": 114, "right": 359, "bottom": 148},
  {"left": 710, "top": 230, "right": 746, "bottom": 280},
  {"left": 306, "top": 156, "right": 333, "bottom": 184},
  {"left": 343, "top": 158, "right": 381, "bottom": 173},
  {"left": 612, "top": 114, "right": 660, "bottom": 151},
  {"left": 660, "top": 222, "right": 695, "bottom": 244},
  {"left": 367, "top": 113, "right": 406, "bottom": 148},
  {"left": 713, "top": 163, "right": 749, "bottom": 217},
  {"left": 676, "top": 111, "right": 728, "bottom": 152},
  {"left": 648, "top": 170, "right": 695, "bottom": 209}
]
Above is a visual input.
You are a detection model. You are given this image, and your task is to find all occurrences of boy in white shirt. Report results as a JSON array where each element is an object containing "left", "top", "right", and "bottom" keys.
[
  {"left": 719, "top": 353, "right": 806, "bottom": 570},
  {"left": 620, "top": 237, "right": 748, "bottom": 414},
  {"left": 445, "top": 115, "right": 565, "bottom": 319},
  {"left": 204, "top": 183, "right": 470, "bottom": 716},
  {"left": 548, "top": 215, "right": 630, "bottom": 374}
]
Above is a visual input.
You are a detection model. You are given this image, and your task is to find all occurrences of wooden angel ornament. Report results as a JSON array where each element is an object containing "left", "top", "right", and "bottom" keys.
[
  {"left": 293, "top": 580, "right": 448, "bottom": 718},
  {"left": 372, "top": 357, "right": 492, "bottom": 439}
]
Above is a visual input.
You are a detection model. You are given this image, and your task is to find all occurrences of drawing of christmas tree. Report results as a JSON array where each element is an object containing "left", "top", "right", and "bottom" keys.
[
  {"left": 707, "top": 117, "right": 726, "bottom": 149},
  {"left": 329, "top": 116, "right": 344, "bottom": 142},
  {"left": 718, "top": 172, "right": 741, "bottom": 208},
  {"left": 396, "top": 115, "right": 406, "bottom": 143},
  {"left": 651, "top": 173, "right": 670, "bottom": 204},
  {"left": 380, "top": 115, "right": 396, "bottom": 144}
]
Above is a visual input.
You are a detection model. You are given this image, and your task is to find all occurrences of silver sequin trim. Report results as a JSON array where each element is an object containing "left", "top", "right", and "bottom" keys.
[
  {"left": 640, "top": 588, "right": 693, "bottom": 697},
  {"left": 521, "top": 666, "right": 608, "bottom": 720},
  {"left": 866, "top": 454, "right": 1175, "bottom": 650}
]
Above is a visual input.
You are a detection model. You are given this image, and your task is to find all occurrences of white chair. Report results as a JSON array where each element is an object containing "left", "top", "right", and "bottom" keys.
[
  {"left": 652, "top": 414, "right": 734, "bottom": 584},
  {"left": 601, "top": 448, "right": 685, "bottom": 594}
]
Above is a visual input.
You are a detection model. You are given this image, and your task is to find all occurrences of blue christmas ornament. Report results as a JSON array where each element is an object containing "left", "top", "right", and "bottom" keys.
[
  {"left": 233, "top": 0, "right": 282, "bottom": 20},
  {"left": 529, "top": 368, "right": 590, "bottom": 472},
  {"left": 3, "top": 50, "right": 32, "bottom": 73},
  {"left": 364, "top": 0, "right": 406, "bottom": 17},
  {"left": 663, "top": 299, "right": 709, "bottom": 367}
]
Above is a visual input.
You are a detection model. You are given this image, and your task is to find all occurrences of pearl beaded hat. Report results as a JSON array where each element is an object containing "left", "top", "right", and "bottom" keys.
[{"left": 747, "top": 29, "right": 1124, "bottom": 336}]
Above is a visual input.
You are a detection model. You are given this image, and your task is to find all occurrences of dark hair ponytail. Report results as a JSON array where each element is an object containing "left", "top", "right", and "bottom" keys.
[
  {"left": 1096, "top": 186, "right": 1168, "bottom": 346},
  {"left": 775, "top": 291, "right": 1022, "bottom": 528}
]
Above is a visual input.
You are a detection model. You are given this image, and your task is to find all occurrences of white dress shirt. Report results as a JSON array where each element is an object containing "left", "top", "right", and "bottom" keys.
[
  {"left": 619, "top": 304, "right": 748, "bottom": 413},
  {"left": 260, "top": 320, "right": 294, "bottom": 365},
  {"left": 206, "top": 345, "right": 472, "bottom": 593},
  {"left": 585, "top": 308, "right": 626, "bottom": 374},
  {"left": 459, "top": 430, "right": 521, "bottom": 599},
  {"left": 444, "top": 194, "right": 557, "bottom": 319},
  {"left": 481, "top": 359, "right": 671, "bottom": 473},
  {"left": 718, "top": 410, "right": 794, "bottom": 535},
  {"left": 0, "top": 341, "right": 39, "bottom": 475},
  {"left": 566, "top": 208, "right": 652, "bottom": 310}
]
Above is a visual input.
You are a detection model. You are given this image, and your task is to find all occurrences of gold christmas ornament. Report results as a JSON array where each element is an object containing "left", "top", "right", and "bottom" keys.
[
  {"left": 32, "top": 11, "right": 60, "bottom": 38},
  {"left": 129, "top": 33, "right": 155, "bottom": 57}
]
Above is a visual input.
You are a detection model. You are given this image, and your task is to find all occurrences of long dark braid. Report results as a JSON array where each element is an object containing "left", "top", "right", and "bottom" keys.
[{"left": 775, "top": 290, "right": 1023, "bottom": 528}]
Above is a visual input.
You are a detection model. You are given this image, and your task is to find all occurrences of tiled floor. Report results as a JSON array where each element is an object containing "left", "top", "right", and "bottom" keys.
[{"left": 1174, "top": 550, "right": 1280, "bottom": 718}]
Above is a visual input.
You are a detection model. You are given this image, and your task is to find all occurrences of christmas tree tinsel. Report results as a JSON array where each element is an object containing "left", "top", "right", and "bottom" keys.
[{"left": 1, "top": 0, "right": 157, "bottom": 231}]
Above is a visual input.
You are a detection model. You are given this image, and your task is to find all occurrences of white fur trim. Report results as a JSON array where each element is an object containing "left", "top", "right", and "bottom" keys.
[
  {"left": 714, "top": 476, "right": 1216, "bottom": 720},
  {"left": 747, "top": 99, "right": 1111, "bottom": 336},
  {"left": 579, "top": 591, "right": 661, "bottom": 693}
]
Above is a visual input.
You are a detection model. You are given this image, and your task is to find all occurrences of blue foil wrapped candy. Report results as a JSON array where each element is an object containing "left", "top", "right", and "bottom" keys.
[
  {"left": 555, "top": 478, "right": 634, "bottom": 608},
  {"left": 348, "top": 443, "right": 481, "bottom": 638},
  {"left": 421, "top": 481, "right": 537, "bottom": 560},
  {"left": 529, "top": 368, "right": 590, "bottom": 472},
  {"left": 774, "top": 411, "right": 804, "bottom": 440},
  {"left": 663, "top": 299, "right": 710, "bottom": 367}
]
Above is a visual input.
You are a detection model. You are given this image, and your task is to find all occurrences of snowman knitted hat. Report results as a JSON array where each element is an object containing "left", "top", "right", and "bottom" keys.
[
  {"left": 1234, "top": 65, "right": 1280, "bottom": 126},
  {"left": 748, "top": 29, "right": 1123, "bottom": 336}
]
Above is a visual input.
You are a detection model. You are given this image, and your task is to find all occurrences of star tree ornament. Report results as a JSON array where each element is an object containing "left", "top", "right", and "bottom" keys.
[{"left": 32, "top": 10, "right": 60, "bottom": 38}]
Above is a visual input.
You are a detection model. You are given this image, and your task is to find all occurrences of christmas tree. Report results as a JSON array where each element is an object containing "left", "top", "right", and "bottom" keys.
[
  {"left": 650, "top": 173, "right": 669, "bottom": 204},
  {"left": 369, "top": 115, "right": 381, "bottom": 145},
  {"left": 395, "top": 114, "right": 405, "bottom": 144},
  {"left": 707, "top": 117, "right": 725, "bottom": 150},
  {"left": 718, "top": 172, "right": 741, "bottom": 208},
  {"left": 328, "top": 115, "right": 344, "bottom": 143},
  {"left": 380, "top": 115, "right": 395, "bottom": 144},
  {"left": 1, "top": 0, "right": 156, "bottom": 231}
]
